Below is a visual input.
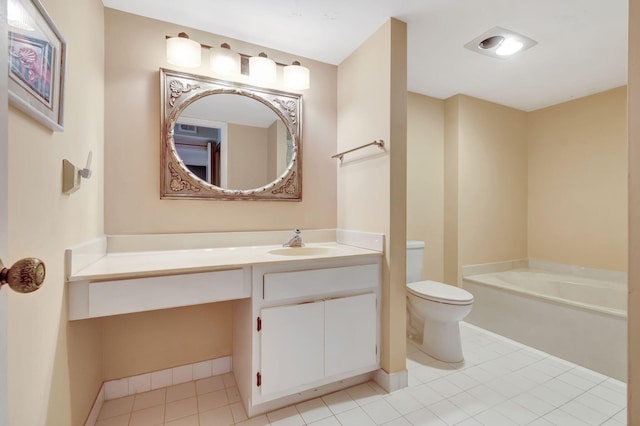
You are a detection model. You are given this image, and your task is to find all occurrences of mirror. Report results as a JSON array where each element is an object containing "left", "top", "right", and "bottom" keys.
[{"left": 160, "top": 68, "right": 302, "bottom": 200}]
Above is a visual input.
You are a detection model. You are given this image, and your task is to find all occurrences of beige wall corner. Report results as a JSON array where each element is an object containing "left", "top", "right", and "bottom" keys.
[
  {"left": 457, "top": 95, "right": 528, "bottom": 267},
  {"left": 628, "top": 0, "right": 639, "bottom": 422},
  {"left": 443, "top": 94, "right": 528, "bottom": 285},
  {"left": 407, "top": 93, "right": 445, "bottom": 282},
  {"left": 442, "top": 95, "right": 460, "bottom": 285},
  {"left": 443, "top": 96, "right": 460, "bottom": 285},
  {"left": 337, "top": 18, "right": 407, "bottom": 374},
  {"left": 8, "top": 0, "right": 105, "bottom": 424}
]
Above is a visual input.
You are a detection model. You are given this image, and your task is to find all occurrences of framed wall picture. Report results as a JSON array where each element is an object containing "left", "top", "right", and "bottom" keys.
[{"left": 7, "top": 0, "right": 66, "bottom": 131}]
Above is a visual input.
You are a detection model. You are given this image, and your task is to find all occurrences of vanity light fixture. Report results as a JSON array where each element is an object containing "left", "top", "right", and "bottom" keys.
[
  {"left": 283, "top": 61, "right": 310, "bottom": 90},
  {"left": 249, "top": 52, "right": 277, "bottom": 84},
  {"left": 464, "top": 27, "right": 537, "bottom": 59},
  {"left": 166, "top": 32, "right": 201, "bottom": 68},
  {"left": 165, "top": 33, "right": 311, "bottom": 90},
  {"left": 210, "top": 43, "right": 241, "bottom": 75}
]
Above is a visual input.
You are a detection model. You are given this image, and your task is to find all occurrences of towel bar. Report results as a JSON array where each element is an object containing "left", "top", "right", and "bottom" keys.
[{"left": 331, "top": 140, "right": 385, "bottom": 161}]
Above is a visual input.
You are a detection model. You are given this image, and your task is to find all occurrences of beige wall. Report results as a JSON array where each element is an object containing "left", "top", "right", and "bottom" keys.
[
  {"left": 528, "top": 87, "right": 628, "bottom": 271},
  {"left": 7, "top": 0, "right": 105, "bottom": 424},
  {"left": 458, "top": 95, "right": 529, "bottom": 268},
  {"left": 628, "top": 0, "right": 639, "bottom": 421},
  {"left": 407, "top": 93, "right": 444, "bottom": 282},
  {"left": 421, "top": 89, "right": 625, "bottom": 282},
  {"left": 441, "top": 95, "right": 528, "bottom": 284},
  {"left": 102, "top": 303, "right": 232, "bottom": 380},
  {"left": 443, "top": 97, "right": 460, "bottom": 285},
  {"left": 104, "top": 9, "right": 337, "bottom": 235},
  {"left": 439, "top": 90, "right": 627, "bottom": 282},
  {"left": 337, "top": 18, "right": 407, "bottom": 374},
  {"left": 227, "top": 123, "right": 268, "bottom": 189}
]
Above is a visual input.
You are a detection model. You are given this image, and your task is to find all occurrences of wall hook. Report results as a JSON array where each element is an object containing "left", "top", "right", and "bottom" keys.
[{"left": 63, "top": 151, "right": 93, "bottom": 194}]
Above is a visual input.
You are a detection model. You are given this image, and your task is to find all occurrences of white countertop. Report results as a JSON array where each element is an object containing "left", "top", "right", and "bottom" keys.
[{"left": 68, "top": 242, "right": 382, "bottom": 282}]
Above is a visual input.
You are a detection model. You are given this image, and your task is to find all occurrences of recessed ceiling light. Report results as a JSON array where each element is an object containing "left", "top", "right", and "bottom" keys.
[{"left": 465, "top": 27, "right": 537, "bottom": 59}]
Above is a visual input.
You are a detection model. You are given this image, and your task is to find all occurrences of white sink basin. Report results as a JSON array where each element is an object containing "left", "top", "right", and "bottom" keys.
[{"left": 268, "top": 247, "right": 336, "bottom": 256}]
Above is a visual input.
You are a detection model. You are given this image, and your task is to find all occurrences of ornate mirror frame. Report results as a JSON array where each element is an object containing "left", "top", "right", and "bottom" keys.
[{"left": 160, "top": 68, "right": 302, "bottom": 201}]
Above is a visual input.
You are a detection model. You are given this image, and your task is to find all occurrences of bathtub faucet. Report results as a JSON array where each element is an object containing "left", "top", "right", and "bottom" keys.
[{"left": 283, "top": 229, "right": 304, "bottom": 247}]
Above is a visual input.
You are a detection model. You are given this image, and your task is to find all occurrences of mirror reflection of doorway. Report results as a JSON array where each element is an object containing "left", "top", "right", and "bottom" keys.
[{"left": 174, "top": 120, "right": 226, "bottom": 187}]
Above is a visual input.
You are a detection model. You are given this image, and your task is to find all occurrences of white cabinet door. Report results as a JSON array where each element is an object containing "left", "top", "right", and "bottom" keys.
[
  {"left": 260, "top": 301, "right": 324, "bottom": 396},
  {"left": 325, "top": 293, "right": 377, "bottom": 377}
]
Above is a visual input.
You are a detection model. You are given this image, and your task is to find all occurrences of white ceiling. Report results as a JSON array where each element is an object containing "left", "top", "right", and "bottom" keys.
[{"left": 102, "top": 0, "right": 628, "bottom": 111}]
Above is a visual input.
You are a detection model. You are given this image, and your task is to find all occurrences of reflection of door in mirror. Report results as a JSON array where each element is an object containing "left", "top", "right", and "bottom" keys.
[{"left": 174, "top": 119, "right": 227, "bottom": 187}]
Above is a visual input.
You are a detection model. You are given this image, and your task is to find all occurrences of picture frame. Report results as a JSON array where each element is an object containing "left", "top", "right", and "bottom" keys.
[{"left": 7, "top": 0, "right": 66, "bottom": 131}]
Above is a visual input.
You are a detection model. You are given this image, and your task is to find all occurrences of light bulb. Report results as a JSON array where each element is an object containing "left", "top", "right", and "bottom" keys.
[
  {"left": 166, "top": 33, "right": 201, "bottom": 68},
  {"left": 210, "top": 43, "right": 241, "bottom": 75},
  {"left": 496, "top": 38, "right": 524, "bottom": 56},
  {"left": 283, "top": 61, "right": 310, "bottom": 90},
  {"left": 249, "top": 53, "right": 276, "bottom": 84}
]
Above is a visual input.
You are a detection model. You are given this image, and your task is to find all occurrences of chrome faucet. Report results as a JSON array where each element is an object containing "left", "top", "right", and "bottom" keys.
[{"left": 283, "top": 229, "right": 304, "bottom": 247}]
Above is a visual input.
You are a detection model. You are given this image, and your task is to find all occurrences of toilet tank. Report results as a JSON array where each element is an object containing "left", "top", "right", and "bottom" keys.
[{"left": 406, "top": 240, "right": 425, "bottom": 283}]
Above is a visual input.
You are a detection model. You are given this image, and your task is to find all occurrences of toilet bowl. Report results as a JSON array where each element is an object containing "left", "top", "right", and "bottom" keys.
[
  {"left": 407, "top": 280, "right": 473, "bottom": 362},
  {"left": 406, "top": 241, "right": 474, "bottom": 362}
]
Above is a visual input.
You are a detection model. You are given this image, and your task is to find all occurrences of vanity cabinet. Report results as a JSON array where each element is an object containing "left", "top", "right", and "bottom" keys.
[
  {"left": 234, "top": 256, "right": 381, "bottom": 416},
  {"left": 260, "top": 293, "right": 377, "bottom": 396},
  {"left": 66, "top": 234, "right": 383, "bottom": 417}
]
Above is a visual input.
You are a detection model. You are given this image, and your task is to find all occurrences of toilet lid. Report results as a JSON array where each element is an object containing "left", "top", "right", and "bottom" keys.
[{"left": 407, "top": 280, "right": 474, "bottom": 305}]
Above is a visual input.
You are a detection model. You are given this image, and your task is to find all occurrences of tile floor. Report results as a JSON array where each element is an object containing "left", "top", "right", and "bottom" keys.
[{"left": 95, "top": 323, "right": 627, "bottom": 425}]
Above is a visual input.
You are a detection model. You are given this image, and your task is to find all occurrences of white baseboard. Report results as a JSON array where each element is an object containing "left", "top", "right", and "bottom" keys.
[
  {"left": 84, "top": 356, "right": 232, "bottom": 426},
  {"left": 246, "top": 372, "right": 374, "bottom": 417},
  {"left": 373, "top": 368, "right": 408, "bottom": 393}
]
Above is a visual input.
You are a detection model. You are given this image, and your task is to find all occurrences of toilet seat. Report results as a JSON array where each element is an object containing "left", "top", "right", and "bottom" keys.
[{"left": 407, "top": 280, "right": 473, "bottom": 305}]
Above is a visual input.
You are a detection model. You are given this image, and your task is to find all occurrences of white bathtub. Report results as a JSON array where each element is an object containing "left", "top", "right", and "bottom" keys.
[{"left": 463, "top": 261, "right": 627, "bottom": 381}]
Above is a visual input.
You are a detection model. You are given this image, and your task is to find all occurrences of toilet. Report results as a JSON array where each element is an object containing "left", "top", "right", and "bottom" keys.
[{"left": 406, "top": 240, "right": 474, "bottom": 362}]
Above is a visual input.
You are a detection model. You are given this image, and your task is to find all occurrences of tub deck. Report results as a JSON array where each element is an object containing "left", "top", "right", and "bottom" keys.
[{"left": 465, "top": 268, "right": 626, "bottom": 317}]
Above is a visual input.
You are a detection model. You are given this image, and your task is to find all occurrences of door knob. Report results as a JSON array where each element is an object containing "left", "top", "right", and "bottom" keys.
[{"left": 0, "top": 258, "right": 46, "bottom": 294}]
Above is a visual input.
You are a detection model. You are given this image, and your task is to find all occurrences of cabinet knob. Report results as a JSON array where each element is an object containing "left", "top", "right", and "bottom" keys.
[{"left": 0, "top": 258, "right": 46, "bottom": 294}]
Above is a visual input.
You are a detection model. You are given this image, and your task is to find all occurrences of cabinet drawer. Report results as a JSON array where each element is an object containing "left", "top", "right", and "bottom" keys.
[
  {"left": 263, "top": 264, "right": 378, "bottom": 301},
  {"left": 70, "top": 268, "right": 248, "bottom": 319}
]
